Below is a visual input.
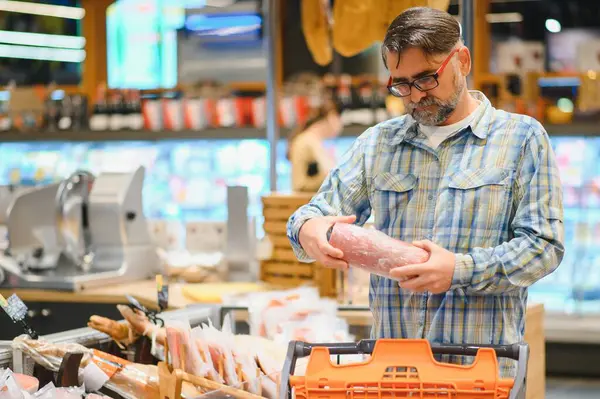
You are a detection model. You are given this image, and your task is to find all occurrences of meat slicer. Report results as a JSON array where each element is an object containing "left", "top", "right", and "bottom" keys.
[{"left": 0, "top": 166, "right": 160, "bottom": 291}]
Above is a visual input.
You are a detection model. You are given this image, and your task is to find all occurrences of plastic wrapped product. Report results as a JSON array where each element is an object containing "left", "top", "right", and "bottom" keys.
[
  {"left": 328, "top": 223, "right": 429, "bottom": 279},
  {"left": 165, "top": 320, "right": 210, "bottom": 379}
]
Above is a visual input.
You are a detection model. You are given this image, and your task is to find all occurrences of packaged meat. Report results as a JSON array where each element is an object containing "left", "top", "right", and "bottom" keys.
[
  {"left": 197, "top": 320, "right": 240, "bottom": 388},
  {"left": 220, "top": 316, "right": 262, "bottom": 395},
  {"left": 244, "top": 287, "right": 323, "bottom": 338},
  {"left": 11, "top": 336, "right": 204, "bottom": 399},
  {"left": 328, "top": 222, "right": 430, "bottom": 280},
  {"left": 165, "top": 320, "right": 210, "bottom": 379},
  {"left": 0, "top": 369, "right": 38, "bottom": 395},
  {"left": 190, "top": 327, "right": 223, "bottom": 383}
]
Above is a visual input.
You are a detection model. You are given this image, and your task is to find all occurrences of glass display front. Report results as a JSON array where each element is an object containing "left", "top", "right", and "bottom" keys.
[
  {"left": 527, "top": 136, "right": 600, "bottom": 314},
  {"left": 0, "top": 135, "right": 593, "bottom": 315}
]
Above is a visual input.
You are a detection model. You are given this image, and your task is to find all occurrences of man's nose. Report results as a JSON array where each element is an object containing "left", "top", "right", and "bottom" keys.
[{"left": 410, "top": 88, "right": 426, "bottom": 103}]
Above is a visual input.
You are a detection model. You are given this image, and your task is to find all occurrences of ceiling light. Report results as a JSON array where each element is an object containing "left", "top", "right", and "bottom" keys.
[
  {"left": 486, "top": 12, "right": 523, "bottom": 24},
  {"left": 0, "top": 31, "right": 85, "bottom": 49},
  {"left": 0, "top": 0, "right": 85, "bottom": 20},
  {"left": 0, "top": 44, "right": 86, "bottom": 63},
  {"left": 545, "top": 19, "right": 561, "bottom": 33}
]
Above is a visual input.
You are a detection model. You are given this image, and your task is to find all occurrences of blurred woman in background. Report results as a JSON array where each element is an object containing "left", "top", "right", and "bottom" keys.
[{"left": 287, "top": 99, "right": 343, "bottom": 193}]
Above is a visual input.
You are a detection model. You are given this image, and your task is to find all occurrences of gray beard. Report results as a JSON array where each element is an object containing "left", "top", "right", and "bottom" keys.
[{"left": 408, "top": 79, "right": 465, "bottom": 126}]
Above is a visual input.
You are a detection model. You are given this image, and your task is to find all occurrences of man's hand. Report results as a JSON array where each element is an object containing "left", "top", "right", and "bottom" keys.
[
  {"left": 389, "top": 240, "right": 456, "bottom": 294},
  {"left": 298, "top": 215, "right": 356, "bottom": 269}
]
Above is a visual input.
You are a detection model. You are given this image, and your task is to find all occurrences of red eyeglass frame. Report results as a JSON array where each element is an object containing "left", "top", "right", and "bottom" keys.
[{"left": 387, "top": 47, "right": 461, "bottom": 97}]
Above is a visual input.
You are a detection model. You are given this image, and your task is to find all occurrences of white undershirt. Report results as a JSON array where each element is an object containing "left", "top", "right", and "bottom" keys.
[{"left": 419, "top": 101, "right": 484, "bottom": 149}]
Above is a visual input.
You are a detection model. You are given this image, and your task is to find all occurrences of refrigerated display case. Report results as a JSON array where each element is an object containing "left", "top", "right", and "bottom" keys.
[
  {"left": 0, "top": 134, "right": 596, "bottom": 319},
  {"left": 527, "top": 136, "right": 600, "bottom": 316}
]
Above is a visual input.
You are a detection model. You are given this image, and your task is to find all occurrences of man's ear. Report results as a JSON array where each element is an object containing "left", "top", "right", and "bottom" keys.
[{"left": 457, "top": 46, "right": 472, "bottom": 76}]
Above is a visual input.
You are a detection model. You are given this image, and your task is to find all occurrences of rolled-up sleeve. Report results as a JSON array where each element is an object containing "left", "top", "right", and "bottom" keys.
[
  {"left": 287, "top": 131, "right": 373, "bottom": 262},
  {"left": 451, "top": 126, "right": 565, "bottom": 294}
]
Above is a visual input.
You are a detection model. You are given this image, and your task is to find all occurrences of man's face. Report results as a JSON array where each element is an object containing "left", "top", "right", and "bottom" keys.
[{"left": 386, "top": 47, "right": 466, "bottom": 126}]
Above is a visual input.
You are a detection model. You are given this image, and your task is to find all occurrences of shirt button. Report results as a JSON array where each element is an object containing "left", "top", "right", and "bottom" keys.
[{"left": 428, "top": 195, "right": 434, "bottom": 200}]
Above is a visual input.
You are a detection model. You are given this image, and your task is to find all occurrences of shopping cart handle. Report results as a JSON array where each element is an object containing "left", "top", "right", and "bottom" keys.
[
  {"left": 430, "top": 342, "right": 522, "bottom": 361},
  {"left": 279, "top": 339, "right": 529, "bottom": 399},
  {"left": 291, "top": 339, "right": 523, "bottom": 360}
]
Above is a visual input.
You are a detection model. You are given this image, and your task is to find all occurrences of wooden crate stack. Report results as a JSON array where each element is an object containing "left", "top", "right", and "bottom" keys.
[{"left": 260, "top": 193, "right": 338, "bottom": 297}]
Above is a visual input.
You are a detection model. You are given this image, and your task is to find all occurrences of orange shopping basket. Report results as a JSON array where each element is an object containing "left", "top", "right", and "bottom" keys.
[{"left": 279, "top": 339, "right": 529, "bottom": 399}]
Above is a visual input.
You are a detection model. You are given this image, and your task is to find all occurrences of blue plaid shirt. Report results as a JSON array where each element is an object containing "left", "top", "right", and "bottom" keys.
[{"left": 287, "top": 91, "right": 564, "bottom": 376}]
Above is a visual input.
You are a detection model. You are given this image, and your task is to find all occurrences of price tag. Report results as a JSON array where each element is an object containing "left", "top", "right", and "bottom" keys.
[{"left": 156, "top": 274, "right": 169, "bottom": 311}]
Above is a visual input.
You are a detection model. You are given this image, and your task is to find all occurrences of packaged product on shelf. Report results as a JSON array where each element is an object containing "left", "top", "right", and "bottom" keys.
[
  {"left": 216, "top": 97, "right": 236, "bottom": 128},
  {"left": 337, "top": 74, "right": 353, "bottom": 110},
  {"left": 0, "top": 367, "right": 39, "bottom": 396},
  {"left": 33, "top": 383, "right": 86, "bottom": 399},
  {"left": 354, "top": 78, "right": 375, "bottom": 126},
  {"left": 0, "top": 366, "right": 113, "bottom": 399},
  {"left": 183, "top": 95, "right": 205, "bottom": 131},
  {"left": 142, "top": 96, "right": 163, "bottom": 131},
  {"left": 240, "top": 287, "right": 353, "bottom": 345},
  {"left": 251, "top": 96, "right": 266, "bottom": 128},
  {"left": 165, "top": 319, "right": 212, "bottom": 379},
  {"left": 162, "top": 93, "right": 185, "bottom": 131},
  {"left": 107, "top": 91, "right": 126, "bottom": 131},
  {"left": 57, "top": 95, "right": 73, "bottom": 131},
  {"left": 125, "top": 90, "right": 144, "bottom": 131},
  {"left": 375, "top": 76, "right": 391, "bottom": 122},
  {"left": 87, "top": 304, "right": 283, "bottom": 397},
  {"left": 279, "top": 91, "right": 297, "bottom": 129},
  {"left": 328, "top": 222, "right": 430, "bottom": 280},
  {"left": 11, "top": 336, "right": 172, "bottom": 399}
]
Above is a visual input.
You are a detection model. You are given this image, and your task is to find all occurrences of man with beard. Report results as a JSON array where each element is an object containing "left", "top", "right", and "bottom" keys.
[{"left": 286, "top": 7, "right": 564, "bottom": 377}]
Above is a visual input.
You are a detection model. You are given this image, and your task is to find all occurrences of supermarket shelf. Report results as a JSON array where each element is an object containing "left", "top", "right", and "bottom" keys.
[
  {"left": 0, "top": 122, "right": 597, "bottom": 143},
  {"left": 545, "top": 312, "right": 600, "bottom": 344},
  {"left": 545, "top": 122, "right": 600, "bottom": 136},
  {"left": 0, "top": 125, "right": 368, "bottom": 143}
]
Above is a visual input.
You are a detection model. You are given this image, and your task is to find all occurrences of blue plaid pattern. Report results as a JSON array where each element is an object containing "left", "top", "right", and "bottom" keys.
[{"left": 287, "top": 91, "right": 565, "bottom": 377}]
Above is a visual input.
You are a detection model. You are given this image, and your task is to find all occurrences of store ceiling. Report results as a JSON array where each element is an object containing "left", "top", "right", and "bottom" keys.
[{"left": 448, "top": 0, "right": 600, "bottom": 41}]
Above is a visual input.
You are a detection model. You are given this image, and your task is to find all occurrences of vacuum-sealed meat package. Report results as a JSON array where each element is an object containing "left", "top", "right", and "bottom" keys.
[{"left": 328, "top": 223, "right": 429, "bottom": 280}]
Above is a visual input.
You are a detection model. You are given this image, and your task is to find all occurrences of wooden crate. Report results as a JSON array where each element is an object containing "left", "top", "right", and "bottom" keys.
[
  {"left": 260, "top": 193, "right": 338, "bottom": 297},
  {"left": 523, "top": 303, "right": 545, "bottom": 399}
]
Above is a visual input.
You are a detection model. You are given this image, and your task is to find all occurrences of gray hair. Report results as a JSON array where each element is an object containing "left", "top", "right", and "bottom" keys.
[{"left": 382, "top": 7, "right": 462, "bottom": 68}]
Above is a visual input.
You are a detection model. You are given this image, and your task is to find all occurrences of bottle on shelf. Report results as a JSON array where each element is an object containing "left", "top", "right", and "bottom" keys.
[
  {"left": 375, "top": 75, "right": 390, "bottom": 123},
  {"left": 108, "top": 90, "right": 125, "bottom": 131},
  {"left": 43, "top": 83, "right": 59, "bottom": 132},
  {"left": 89, "top": 84, "right": 109, "bottom": 131},
  {"left": 71, "top": 94, "right": 85, "bottom": 131},
  {"left": 58, "top": 95, "right": 73, "bottom": 131},
  {"left": 355, "top": 77, "right": 375, "bottom": 126},
  {"left": 128, "top": 89, "right": 144, "bottom": 130}
]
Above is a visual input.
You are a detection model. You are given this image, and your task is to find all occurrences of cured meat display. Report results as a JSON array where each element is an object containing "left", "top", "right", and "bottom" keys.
[{"left": 328, "top": 223, "right": 430, "bottom": 279}]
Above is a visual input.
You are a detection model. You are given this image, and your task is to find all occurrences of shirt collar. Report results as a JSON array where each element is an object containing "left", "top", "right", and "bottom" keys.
[{"left": 388, "top": 90, "right": 493, "bottom": 146}]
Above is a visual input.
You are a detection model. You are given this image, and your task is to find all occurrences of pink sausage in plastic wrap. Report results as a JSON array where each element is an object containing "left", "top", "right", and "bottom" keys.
[{"left": 328, "top": 223, "right": 430, "bottom": 279}]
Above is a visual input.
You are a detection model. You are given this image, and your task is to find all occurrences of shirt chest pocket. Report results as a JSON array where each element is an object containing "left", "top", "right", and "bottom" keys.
[
  {"left": 372, "top": 172, "right": 418, "bottom": 226},
  {"left": 446, "top": 167, "right": 514, "bottom": 232}
]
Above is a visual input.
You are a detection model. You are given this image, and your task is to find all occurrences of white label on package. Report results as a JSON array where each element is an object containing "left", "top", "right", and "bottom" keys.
[{"left": 82, "top": 362, "right": 109, "bottom": 392}]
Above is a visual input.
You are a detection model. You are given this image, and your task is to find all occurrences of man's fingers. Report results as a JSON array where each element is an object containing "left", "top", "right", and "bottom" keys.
[
  {"left": 317, "top": 240, "right": 344, "bottom": 259},
  {"left": 412, "top": 240, "right": 434, "bottom": 251},
  {"left": 319, "top": 255, "right": 349, "bottom": 270},
  {"left": 389, "top": 264, "right": 427, "bottom": 279},
  {"left": 399, "top": 276, "right": 429, "bottom": 292}
]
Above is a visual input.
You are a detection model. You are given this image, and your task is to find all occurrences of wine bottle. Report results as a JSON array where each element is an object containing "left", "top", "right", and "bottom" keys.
[
  {"left": 58, "top": 95, "right": 73, "bottom": 131},
  {"left": 89, "top": 84, "right": 109, "bottom": 131}
]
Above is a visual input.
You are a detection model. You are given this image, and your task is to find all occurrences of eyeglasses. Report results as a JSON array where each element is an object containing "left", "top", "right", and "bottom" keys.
[{"left": 387, "top": 48, "right": 460, "bottom": 98}]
